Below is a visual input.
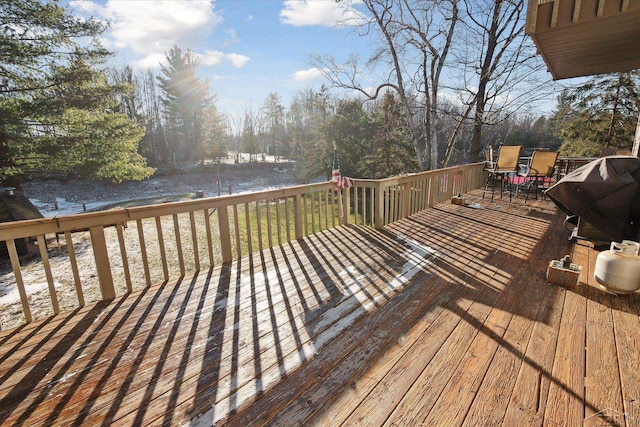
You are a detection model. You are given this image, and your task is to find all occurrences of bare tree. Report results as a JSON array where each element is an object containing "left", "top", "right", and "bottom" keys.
[
  {"left": 446, "top": 0, "right": 549, "bottom": 165},
  {"left": 313, "top": 0, "right": 459, "bottom": 170}
]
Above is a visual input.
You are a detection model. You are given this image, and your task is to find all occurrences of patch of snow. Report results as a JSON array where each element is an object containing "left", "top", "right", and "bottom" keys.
[
  {"left": 0, "top": 280, "right": 61, "bottom": 306},
  {"left": 388, "top": 236, "right": 439, "bottom": 290}
]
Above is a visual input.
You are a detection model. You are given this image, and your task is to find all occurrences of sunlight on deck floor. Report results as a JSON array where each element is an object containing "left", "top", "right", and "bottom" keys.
[{"left": 1, "top": 190, "right": 639, "bottom": 426}]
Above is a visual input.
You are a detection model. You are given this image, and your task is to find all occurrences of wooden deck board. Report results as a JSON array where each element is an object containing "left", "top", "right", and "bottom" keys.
[
  {"left": 1, "top": 190, "right": 639, "bottom": 426},
  {"left": 462, "top": 209, "right": 570, "bottom": 425},
  {"left": 316, "top": 225, "right": 488, "bottom": 425}
]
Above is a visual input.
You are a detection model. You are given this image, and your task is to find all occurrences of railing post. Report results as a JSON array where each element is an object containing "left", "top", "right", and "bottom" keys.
[
  {"left": 294, "top": 194, "right": 303, "bottom": 239},
  {"left": 341, "top": 187, "right": 350, "bottom": 225},
  {"left": 375, "top": 181, "right": 385, "bottom": 229},
  {"left": 89, "top": 226, "right": 115, "bottom": 300},
  {"left": 217, "top": 206, "right": 233, "bottom": 263}
]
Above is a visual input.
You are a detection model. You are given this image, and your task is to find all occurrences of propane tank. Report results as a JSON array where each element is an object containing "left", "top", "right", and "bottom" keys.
[{"left": 594, "top": 240, "right": 640, "bottom": 294}]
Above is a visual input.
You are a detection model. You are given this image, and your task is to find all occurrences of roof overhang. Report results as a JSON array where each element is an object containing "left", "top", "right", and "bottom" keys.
[{"left": 526, "top": 0, "right": 640, "bottom": 80}]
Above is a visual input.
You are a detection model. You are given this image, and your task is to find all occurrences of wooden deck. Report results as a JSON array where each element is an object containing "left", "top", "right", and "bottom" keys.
[{"left": 1, "top": 190, "right": 639, "bottom": 426}]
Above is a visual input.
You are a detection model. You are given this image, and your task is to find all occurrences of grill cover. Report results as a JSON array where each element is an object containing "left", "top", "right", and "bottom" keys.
[{"left": 546, "top": 156, "right": 640, "bottom": 241}]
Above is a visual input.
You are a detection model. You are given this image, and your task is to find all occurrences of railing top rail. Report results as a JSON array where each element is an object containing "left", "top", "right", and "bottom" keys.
[
  {"left": 0, "top": 162, "right": 490, "bottom": 240},
  {"left": 353, "top": 162, "right": 485, "bottom": 185},
  {"left": 0, "top": 180, "right": 336, "bottom": 240}
]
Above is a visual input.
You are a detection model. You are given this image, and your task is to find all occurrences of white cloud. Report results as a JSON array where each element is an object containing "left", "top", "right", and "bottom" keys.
[
  {"left": 280, "top": 0, "right": 365, "bottom": 27},
  {"left": 130, "top": 53, "right": 167, "bottom": 70},
  {"left": 197, "top": 51, "right": 249, "bottom": 68},
  {"left": 222, "top": 28, "right": 240, "bottom": 47},
  {"left": 293, "top": 67, "right": 327, "bottom": 81},
  {"left": 213, "top": 75, "right": 236, "bottom": 81},
  {"left": 75, "top": 0, "right": 223, "bottom": 54},
  {"left": 70, "top": 1, "right": 250, "bottom": 72},
  {"left": 69, "top": 0, "right": 101, "bottom": 14},
  {"left": 226, "top": 53, "right": 250, "bottom": 68},
  {"left": 199, "top": 50, "right": 225, "bottom": 66}
]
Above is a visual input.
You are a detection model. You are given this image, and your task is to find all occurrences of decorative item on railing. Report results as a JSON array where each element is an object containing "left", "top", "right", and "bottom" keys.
[
  {"left": 331, "top": 169, "right": 354, "bottom": 190},
  {"left": 331, "top": 169, "right": 352, "bottom": 219}
]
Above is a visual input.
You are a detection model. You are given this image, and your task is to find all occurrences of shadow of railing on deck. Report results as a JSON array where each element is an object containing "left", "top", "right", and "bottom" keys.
[
  {"left": 0, "top": 296, "right": 133, "bottom": 425},
  {"left": 222, "top": 195, "right": 606, "bottom": 425}
]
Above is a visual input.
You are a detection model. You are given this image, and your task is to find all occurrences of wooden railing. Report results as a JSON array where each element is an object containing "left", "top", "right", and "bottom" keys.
[
  {"left": 0, "top": 162, "right": 485, "bottom": 328},
  {"left": 348, "top": 163, "right": 484, "bottom": 228}
]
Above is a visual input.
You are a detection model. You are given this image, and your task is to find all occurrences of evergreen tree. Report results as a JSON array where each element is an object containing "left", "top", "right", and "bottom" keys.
[
  {"left": 324, "top": 99, "right": 375, "bottom": 179},
  {"left": 369, "top": 93, "right": 418, "bottom": 178},
  {"left": 0, "top": 0, "right": 153, "bottom": 187},
  {"left": 288, "top": 88, "right": 332, "bottom": 183},
  {"left": 241, "top": 111, "right": 258, "bottom": 162},
  {"left": 262, "top": 92, "right": 285, "bottom": 160},
  {"left": 556, "top": 72, "right": 640, "bottom": 156},
  {"left": 203, "top": 103, "right": 227, "bottom": 163},
  {"left": 157, "top": 45, "right": 210, "bottom": 166}
]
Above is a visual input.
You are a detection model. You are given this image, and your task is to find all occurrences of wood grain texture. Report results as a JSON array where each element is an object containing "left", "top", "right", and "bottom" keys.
[{"left": 1, "top": 190, "right": 639, "bottom": 427}]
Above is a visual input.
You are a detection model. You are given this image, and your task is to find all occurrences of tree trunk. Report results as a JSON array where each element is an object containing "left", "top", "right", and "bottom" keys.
[{"left": 469, "top": 0, "right": 502, "bottom": 162}]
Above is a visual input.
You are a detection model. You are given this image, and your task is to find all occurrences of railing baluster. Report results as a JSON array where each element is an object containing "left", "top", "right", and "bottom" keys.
[
  {"left": 64, "top": 231, "right": 85, "bottom": 305},
  {"left": 284, "top": 197, "right": 291, "bottom": 242},
  {"left": 344, "top": 188, "right": 350, "bottom": 225},
  {"left": 115, "top": 225, "right": 132, "bottom": 293},
  {"left": 275, "top": 198, "right": 282, "bottom": 246},
  {"left": 318, "top": 191, "right": 324, "bottom": 231},
  {"left": 244, "top": 202, "right": 253, "bottom": 254},
  {"left": 173, "top": 214, "right": 185, "bottom": 277},
  {"left": 319, "top": 191, "right": 324, "bottom": 231},
  {"left": 307, "top": 194, "right": 313, "bottom": 234},
  {"left": 7, "top": 239, "right": 32, "bottom": 323},
  {"left": 330, "top": 190, "right": 335, "bottom": 227},
  {"left": 361, "top": 187, "right": 366, "bottom": 226},
  {"left": 233, "top": 204, "right": 241, "bottom": 258},
  {"left": 203, "top": 209, "right": 214, "bottom": 267},
  {"left": 391, "top": 186, "right": 397, "bottom": 223},
  {"left": 354, "top": 186, "right": 360, "bottom": 225},
  {"left": 317, "top": 191, "right": 322, "bottom": 231},
  {"left": 294, "top": 194, "right": 303, "bottom": 240},
  {"left": 189, "top": 211, "right": 200, "bottom": 272},
  {"left": 256, "top": 201, "right": 264, "bottom": 252},
  {"left": 385, "top": 184, "right": 399, "bottom": 225},
  {"left": 36, "top": 234, "right": 60, "bottom": 313},
  {"left": 136, "top": 219, "right": 152, "bottom": 287},
  {"left": 155, "top": 217, "right": 169, "bottom": 282},
  {"left": 324, "top": 189, "right": 330, "bottom": 230},
  {"left": 385, "top": 186, "right": 390, "bottom": 226},
  {"left": 395, "top": 185, "right": 400, "bottom": 221},
  {"left": 266, "top": 199, "right": 273, "bottom": 248},
  {"left": 303, "top": 194, "right": 309, "bottom": 236}
]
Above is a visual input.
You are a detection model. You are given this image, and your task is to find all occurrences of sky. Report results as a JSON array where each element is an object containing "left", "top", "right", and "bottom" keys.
[
  {"left": 68, "top": 0, "right": 375, "bottom": 119},
  {"left": 66, "top": 0, "right": 563, "bottom": 121}
]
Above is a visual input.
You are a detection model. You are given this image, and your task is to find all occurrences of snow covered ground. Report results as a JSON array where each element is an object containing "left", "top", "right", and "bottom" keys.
[
  {"left": 1, "top": 159, "right": 306, "bottom": 328},
  {"left": 23, "top": 160, "right": 299, "bottom": 217}
]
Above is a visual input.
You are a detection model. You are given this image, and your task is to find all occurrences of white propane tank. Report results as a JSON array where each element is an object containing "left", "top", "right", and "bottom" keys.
[{"left": 594, "top": 240, "right": 640, "bottom": 294}]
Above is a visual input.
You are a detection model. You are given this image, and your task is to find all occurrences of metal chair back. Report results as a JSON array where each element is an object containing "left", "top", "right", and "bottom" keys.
[
  {"left": 495, "top": 145, "right": 522, "bottom": 172},
  {"left": 528, "top": 151, "right": 558, "bottom": 177}
]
